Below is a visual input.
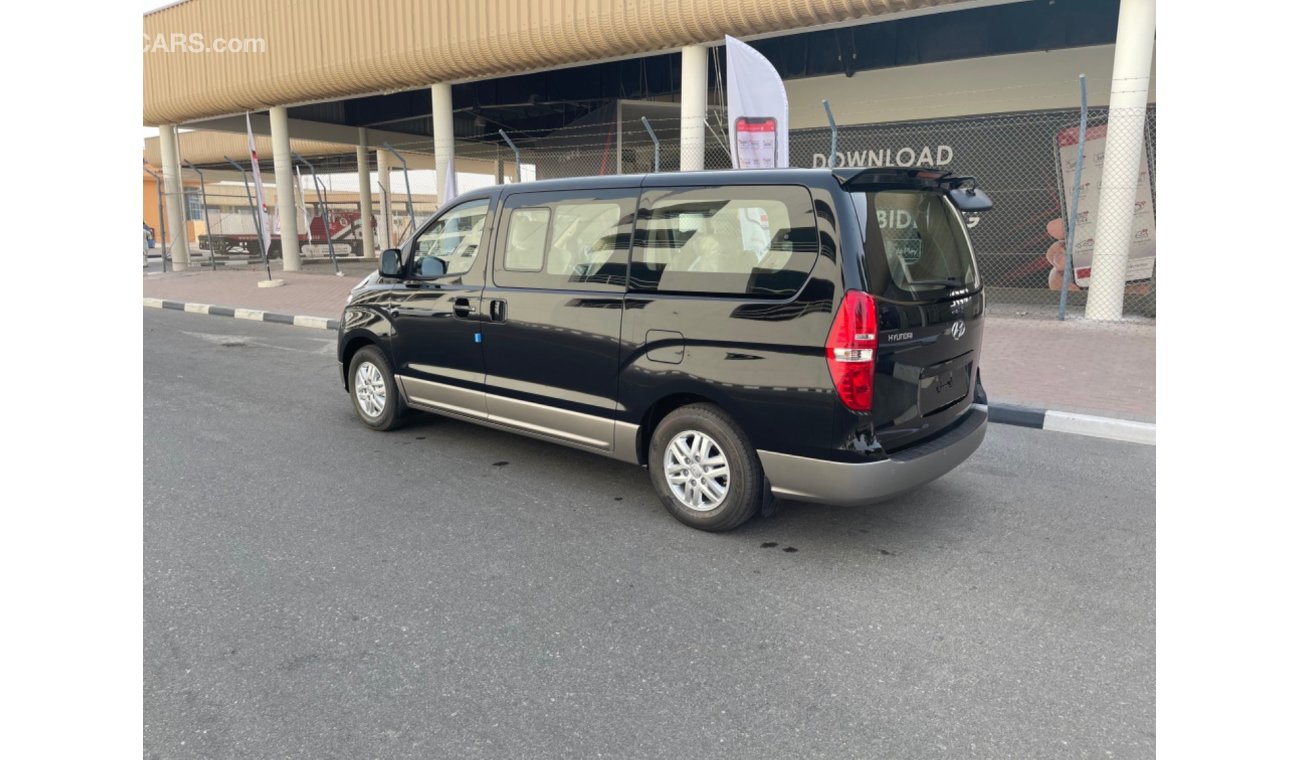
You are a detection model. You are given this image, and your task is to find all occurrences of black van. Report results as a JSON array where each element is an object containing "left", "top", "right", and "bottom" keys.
[{"left": 338, "top": 167, "right": 990, "bottom": 531}]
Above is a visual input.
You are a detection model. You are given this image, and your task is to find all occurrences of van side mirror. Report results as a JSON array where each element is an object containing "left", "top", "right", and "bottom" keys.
[
  {"left": 416, "top": 256, "right": 446, "bottom": 277},
  {"left": 379, "top": 248, "right": 402, "bottom": 278},
  {"left": 948, "top": 187, "right": 993, "bottom": 212}
]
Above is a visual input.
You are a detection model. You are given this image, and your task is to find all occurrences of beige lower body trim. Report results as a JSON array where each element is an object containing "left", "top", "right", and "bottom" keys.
[
  {"left": 612, "top": 421, "right": 640, "bottom": 465},
  {"left": 395, "top": 374, "right": 641, "bottom": 465},
  {"left": 486, "top": 394, "right": 611, "bottom": 449},
  {"left": 396, "top": 375, "right": 487, "bottom": 419},
  {"left": 757, "top": 407, "right": 988, "bottom": 506}
]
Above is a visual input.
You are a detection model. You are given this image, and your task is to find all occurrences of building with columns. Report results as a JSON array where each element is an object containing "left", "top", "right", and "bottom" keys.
[{"left": 144, "top": 0, "right": 1153, "bottom": 317}]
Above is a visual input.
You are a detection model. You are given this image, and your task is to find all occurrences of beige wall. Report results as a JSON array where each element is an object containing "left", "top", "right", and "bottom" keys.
[{"left": 785, "top": 44, "right": 1156, "bottom": 129}]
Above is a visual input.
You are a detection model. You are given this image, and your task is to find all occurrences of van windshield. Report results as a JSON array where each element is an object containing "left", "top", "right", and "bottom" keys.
[{"left": 850, "top": 190, "right": 979, "bottom": 298}]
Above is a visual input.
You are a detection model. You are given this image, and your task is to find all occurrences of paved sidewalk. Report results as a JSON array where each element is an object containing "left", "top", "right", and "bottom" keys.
[
  {"left": 981, "top": 317, "right": 1155, "bottom": 423},
  {"left": 143, "top": 268, "right": 1155, "bottom": 423},
  {"left": 144, "top": 268, "right": 359, "bottom": 318}
]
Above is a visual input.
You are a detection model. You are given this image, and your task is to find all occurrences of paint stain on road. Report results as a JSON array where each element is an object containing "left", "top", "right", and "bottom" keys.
[
  {"left": 782, "top": 546, "right": 798, "bottom": 553},
  {"left": 492, "top": 461, "right": 509, "bottom": 467},
  {"left": 760, "top": 542, "right": 778, "bottom": 548}
]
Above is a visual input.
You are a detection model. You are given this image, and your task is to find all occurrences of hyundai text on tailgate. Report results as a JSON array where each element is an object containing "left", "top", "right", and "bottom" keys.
[{"left": 338, "top": 168, "right": 990, "bottom": 531}]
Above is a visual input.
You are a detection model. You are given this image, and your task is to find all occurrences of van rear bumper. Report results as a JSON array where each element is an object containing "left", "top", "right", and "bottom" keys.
[{"left": 757, "top": 405, "right": 988, "bottom": 506}]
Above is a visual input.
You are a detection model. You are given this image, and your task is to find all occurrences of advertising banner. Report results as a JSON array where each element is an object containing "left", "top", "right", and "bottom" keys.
[
  {"left": 726, "top": 35, "right": 788, "bottom": 169},
  {"left": 295, "top": 166, "right": 311, "bottom": 245},
  {"left": 442, "top": 155, "right": 458, "bottom": 207},
  {"left": 1055, "top": 123, "right": 1156, "bottom": 287},
  {"left": 245, "top": 112, "right": 273, "bottom": 256}
]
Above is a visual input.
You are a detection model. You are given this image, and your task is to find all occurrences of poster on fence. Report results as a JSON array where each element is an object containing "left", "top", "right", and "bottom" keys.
[{"left": 1055, "top": 123, "right": 1156, "bottom": 288}]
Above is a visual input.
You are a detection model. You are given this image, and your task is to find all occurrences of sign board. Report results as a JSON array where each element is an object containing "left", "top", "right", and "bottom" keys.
[{"left": 1056, "top": 123, "right": 1156, "bottom": 286}]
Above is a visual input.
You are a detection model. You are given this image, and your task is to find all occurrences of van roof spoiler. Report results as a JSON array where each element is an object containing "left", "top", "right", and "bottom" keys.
[
  {"left": 832, "top": 167, "right": 992, "bottom": 211},
  {"left": 832, "top": 166, "right": 974, "bottom": 192}
]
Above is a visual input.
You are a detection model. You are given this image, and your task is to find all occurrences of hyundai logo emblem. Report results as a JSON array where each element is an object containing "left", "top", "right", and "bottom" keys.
[{"left": 950, "top": 321, "right": 966, "bottom": 340}]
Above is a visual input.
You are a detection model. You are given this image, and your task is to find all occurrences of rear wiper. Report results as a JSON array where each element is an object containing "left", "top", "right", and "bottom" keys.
[{"left": 906, "top": 277, "right": 964, "bottom": 287}]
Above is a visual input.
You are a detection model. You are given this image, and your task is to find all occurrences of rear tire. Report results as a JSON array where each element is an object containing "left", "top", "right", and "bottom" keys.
[
  {"left": 648, "top": 403, "right": 766, "bottom": 532},
  {"left": 349, "top": 346, "right": 407, "bottom": 431}
]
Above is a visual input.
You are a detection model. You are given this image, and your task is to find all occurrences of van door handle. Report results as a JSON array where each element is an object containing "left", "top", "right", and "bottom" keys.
[
  {"left": 489, "top": 299, "right": 507, "bottom": 323},
  {"left": 452, "top": 298, "right": 475, "bottom": 318}
]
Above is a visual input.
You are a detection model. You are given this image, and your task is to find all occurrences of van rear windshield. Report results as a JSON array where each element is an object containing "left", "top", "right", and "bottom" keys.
[{"left": 850, "top": 190, "right": 979, "bottom": 298}]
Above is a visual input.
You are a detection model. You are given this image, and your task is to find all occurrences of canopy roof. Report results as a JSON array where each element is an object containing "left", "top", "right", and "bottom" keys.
[{"left": 143, "top": 0, "right": 974, "bottom": 125}]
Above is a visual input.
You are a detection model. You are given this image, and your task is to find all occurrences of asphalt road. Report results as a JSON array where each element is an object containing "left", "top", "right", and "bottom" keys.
[{"left": 144, "top": 308, "right": 1155, "bottom": 759}]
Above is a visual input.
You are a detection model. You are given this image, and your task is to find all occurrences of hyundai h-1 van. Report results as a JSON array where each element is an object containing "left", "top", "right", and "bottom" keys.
[{"left": 338, "top": 167, "right": 990, "bottom": 531}]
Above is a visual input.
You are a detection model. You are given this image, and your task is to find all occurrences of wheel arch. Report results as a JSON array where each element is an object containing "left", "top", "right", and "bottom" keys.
[
  {"left": 339, "top": 332, "right": 391, "bottom": 391},
  {"left": 634, "top": 391, "right": 731, "bottom": 467}
]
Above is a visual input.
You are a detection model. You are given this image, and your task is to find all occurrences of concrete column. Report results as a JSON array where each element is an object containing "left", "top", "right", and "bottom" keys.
[
  {"left": 269, "top": 106, "right": 302, "bottom": 271},
  {"left": 1085, "top": 0, "right": 1155, "bottom": 321},
  {"left": 158, "top": 125, "right": 191, "bottom": 271},
  {"left": 377, "top": 148, "right": 392, "bottom": 249},
  {"left": 680, "top": 44, "right": 708, "bottom": 171},
  {"left": 431, "top": 82, "right": 455, "bottom": 199},
  {"left": 356, "top": 128, "right": 376, "bottom": 259}
]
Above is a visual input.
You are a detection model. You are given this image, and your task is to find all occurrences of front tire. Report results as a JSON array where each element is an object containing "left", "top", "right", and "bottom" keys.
[
  {"left": 648, "top": 403, "right": 766, "bottom": 532},
  {"left": 349, "top": 346, "right": 406, "bottom": 431}
]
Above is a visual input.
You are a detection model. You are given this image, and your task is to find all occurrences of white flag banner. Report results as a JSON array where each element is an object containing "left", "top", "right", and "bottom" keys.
[
  {"left": 442, "top": 156, "right": 458, "bottom": 207},
  {"left": 295, "top": 165, "right": 312, "bottom": 245},
  {"left": 725, "top": 35, "right": 788, "bottom": 169},
  {"left": 245, "top": 112, "right": 273, "bottom": 256}
]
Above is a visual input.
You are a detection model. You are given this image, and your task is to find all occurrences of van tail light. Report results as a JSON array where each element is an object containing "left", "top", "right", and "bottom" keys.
[{"left": 825, "top": 290, "right": 878, "bottom": 412}]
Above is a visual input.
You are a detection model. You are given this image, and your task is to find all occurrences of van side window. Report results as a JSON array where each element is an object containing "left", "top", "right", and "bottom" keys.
[
  {"left": 494, "top": 190, "right": 635, "bottom": 291},
  {"left": 504, "top": 207, "right": 551, "bottom": 272},
  {"left": 411, "top": 199, "right": 490, "bottom": 279},
  {"left": 631, "top": 186, "right": 819, "bottom": 298}
]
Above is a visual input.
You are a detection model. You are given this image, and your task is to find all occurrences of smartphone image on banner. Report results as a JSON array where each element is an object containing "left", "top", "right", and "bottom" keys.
[{"left": 735, "top": 116, "right": 777, "bottom": 169}]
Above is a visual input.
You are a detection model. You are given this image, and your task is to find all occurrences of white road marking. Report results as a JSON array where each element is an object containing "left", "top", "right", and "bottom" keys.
[
  {"left": 1042, "top": 410, "right": 1156, "bottom": 446},
  {"left": 292, "top": 315, "right": 332, "bottom": 330},
  {"left": 181, "top": 330, "right": 335, "bottom": 356}
]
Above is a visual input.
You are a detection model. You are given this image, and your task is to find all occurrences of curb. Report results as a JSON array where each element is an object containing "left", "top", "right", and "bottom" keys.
[
  {"left": 143, "top": 298, "right": 339, "bottom": 332},
  {"left": 988, "top": 403, "right": 1155, "bottom": 446},
  {"left": 143, "top": 298, "right": 1155, "bottom": 446}
]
